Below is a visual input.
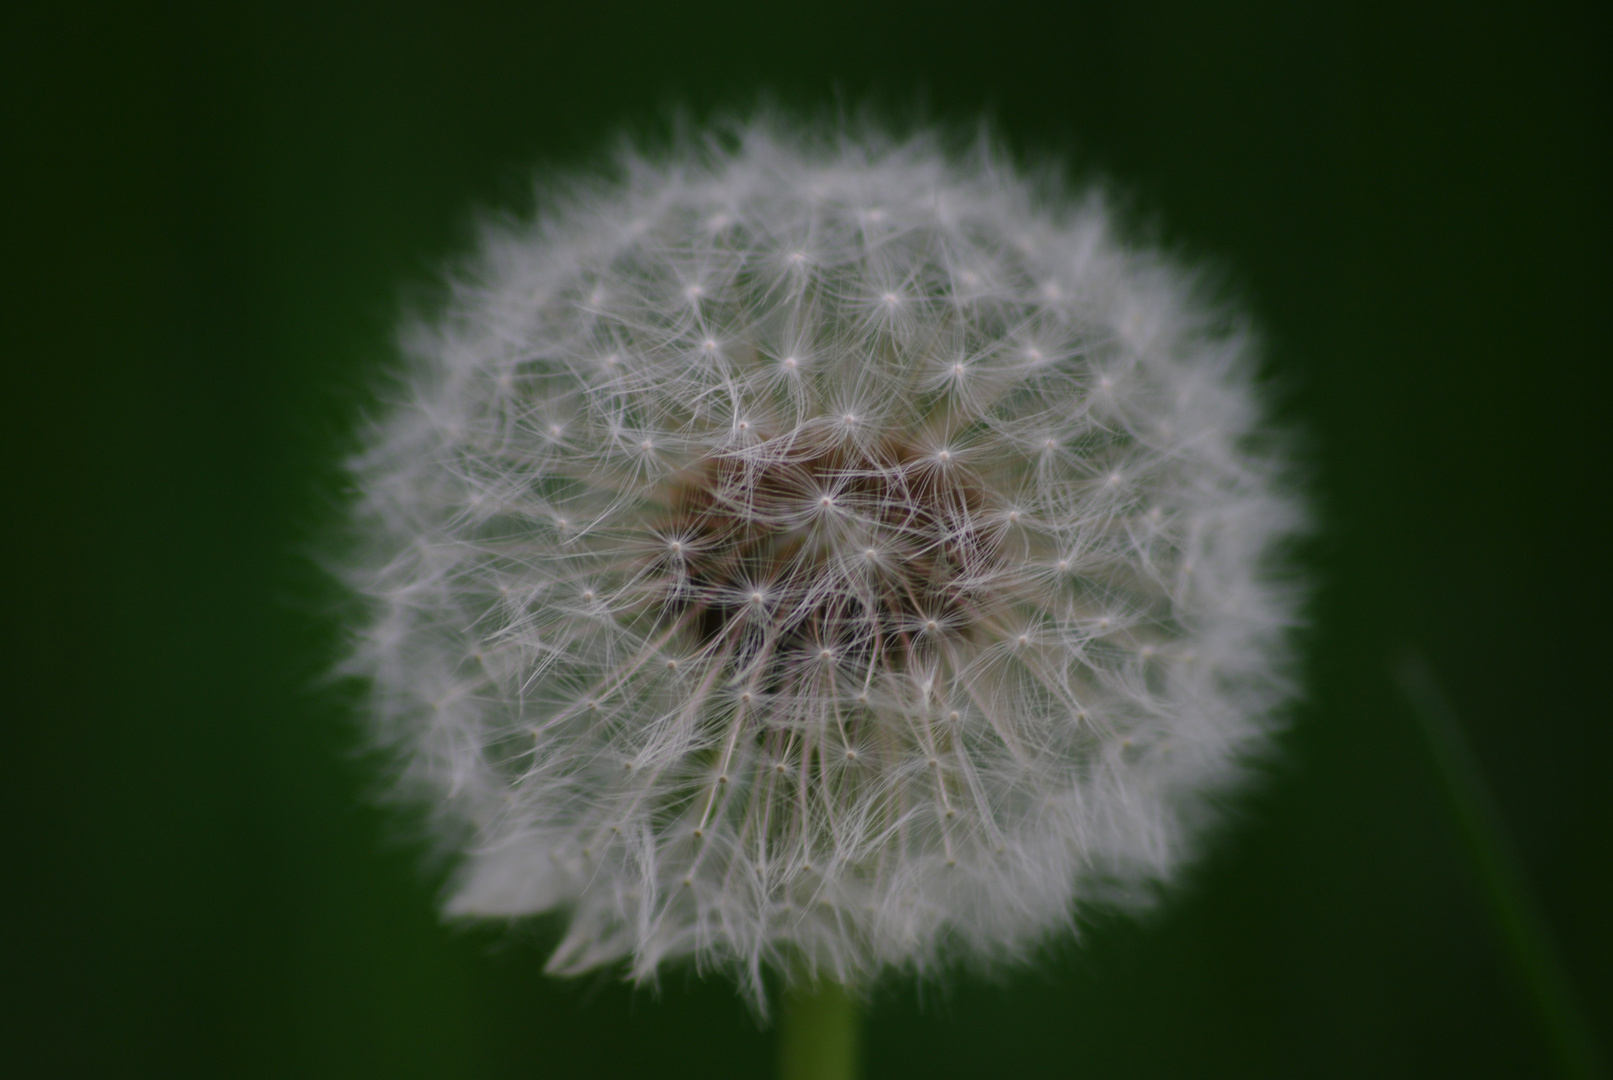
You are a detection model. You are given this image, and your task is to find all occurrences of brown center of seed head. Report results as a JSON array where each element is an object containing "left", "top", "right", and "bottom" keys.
[{"left": 658, "top": 436, "right": 998, "bottom": 675}]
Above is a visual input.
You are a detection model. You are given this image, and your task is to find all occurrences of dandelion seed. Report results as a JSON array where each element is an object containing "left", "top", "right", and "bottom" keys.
[{"left": 339, "top": 117, "right": 1307, "bottom": 1010}]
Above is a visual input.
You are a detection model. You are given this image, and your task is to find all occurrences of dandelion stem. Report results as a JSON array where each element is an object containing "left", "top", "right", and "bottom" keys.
[
  {"left": 779, "top": 981, "right": 860, "bottom": 1080},
  {"left": 1395, "top": 649, "right": 1607, "bottom": 1079}
]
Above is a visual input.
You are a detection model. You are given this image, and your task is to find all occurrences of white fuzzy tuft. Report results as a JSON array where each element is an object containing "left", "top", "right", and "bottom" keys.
[{"left": 340, "top": 119, "right": 1307, "bottom": 1008}]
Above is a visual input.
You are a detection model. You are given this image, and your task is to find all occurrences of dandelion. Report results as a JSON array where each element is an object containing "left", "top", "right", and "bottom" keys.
[{"left": 340, "top": 118, "right": 1306, "bottom": 1021}]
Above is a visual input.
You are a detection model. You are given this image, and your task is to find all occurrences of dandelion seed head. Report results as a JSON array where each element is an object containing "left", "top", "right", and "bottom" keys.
[{"left": 340, "top": 117, "right": 1307, "bottom": 1009}]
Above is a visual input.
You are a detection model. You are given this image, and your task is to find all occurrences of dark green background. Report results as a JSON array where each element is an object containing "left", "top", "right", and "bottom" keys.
[{"left": 5, "top": 2, "right": 1608, "bottom": 1076}]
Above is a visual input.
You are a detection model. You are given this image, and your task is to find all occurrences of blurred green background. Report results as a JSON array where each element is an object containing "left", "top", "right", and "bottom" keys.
[{"left": 5, "top": 2, "right": 1608, "bottom": 1076}]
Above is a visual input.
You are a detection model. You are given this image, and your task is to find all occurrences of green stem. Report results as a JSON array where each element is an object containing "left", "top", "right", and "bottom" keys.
[
  {"left": 779, "top": 981, "right": 860, "bottom": 1080},
  {"left": 1396, "top": 649, "right": 1607, "bottom": 1079}
]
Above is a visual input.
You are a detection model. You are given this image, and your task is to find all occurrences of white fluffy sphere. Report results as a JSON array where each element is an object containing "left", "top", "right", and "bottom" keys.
[{"left": 341, "top": 120, "right": 1306, "bottom": 1005}]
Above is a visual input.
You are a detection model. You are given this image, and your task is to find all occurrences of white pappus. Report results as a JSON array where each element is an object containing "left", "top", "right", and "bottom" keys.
[{"left": 339, "top": 117, "right": 1307, "bottom": 1009}]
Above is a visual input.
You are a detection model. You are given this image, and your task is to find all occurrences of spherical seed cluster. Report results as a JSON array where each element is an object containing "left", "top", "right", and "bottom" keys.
[{"left": 342, "top": 121, "right": 1305, "bottom": 1005}]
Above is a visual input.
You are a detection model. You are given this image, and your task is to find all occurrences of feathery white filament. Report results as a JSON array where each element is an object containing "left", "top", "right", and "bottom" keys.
[{"left": 342, "top": 120, "right": 1305, "bottom": 1007}]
